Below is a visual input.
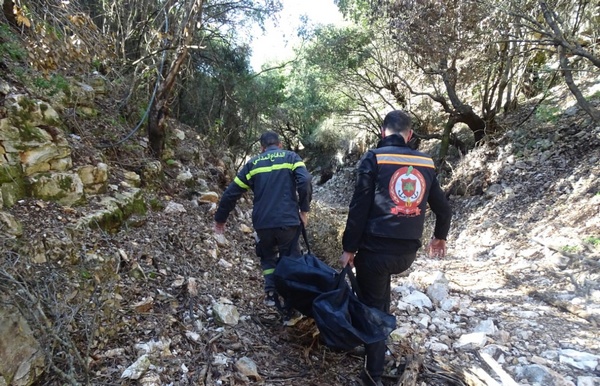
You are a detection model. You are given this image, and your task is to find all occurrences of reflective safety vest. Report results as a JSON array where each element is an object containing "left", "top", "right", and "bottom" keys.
[
  {"left": 342, "top": 135, "right": 451, "bottom": 252},
  {"left": 215, "top": 146, "right": 312, "bottom": 230}
]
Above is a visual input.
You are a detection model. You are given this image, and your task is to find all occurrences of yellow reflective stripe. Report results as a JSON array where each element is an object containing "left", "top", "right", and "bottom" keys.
[
  {"left": 292, "top": 161, "right": 305, "bottom": 170},
  {"left": 263, "top": 268, "right": 275, "bottom": 275},
  {"left": 234, "top": 176, "right": 250, "bottom": 190},
  {"left": 246, "top": 163, "right": 296, "bottom": 179},
  {"left": 376, "top": 154, "right": 435, "bottom": 168}
]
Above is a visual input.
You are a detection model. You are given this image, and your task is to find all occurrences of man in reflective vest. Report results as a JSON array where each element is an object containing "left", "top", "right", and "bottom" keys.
[
  {"left": 214, "top": 131, "right": 312, "bottom": 317},
  {"left": 340, "top": 110, "right": 452, "bottom": 386}
]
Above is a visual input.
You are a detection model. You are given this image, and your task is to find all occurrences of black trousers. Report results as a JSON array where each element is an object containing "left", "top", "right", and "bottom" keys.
[
  {"left": 255, "top": 226, "right": 301, "bottom": 292},
  {"left": 354, "top": 246, "right": 417, "bottom": 379}
]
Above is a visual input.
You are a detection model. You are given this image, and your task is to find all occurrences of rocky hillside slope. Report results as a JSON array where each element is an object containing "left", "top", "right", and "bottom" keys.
[{"left": 1, "top": 63, "right": 599, "bottom": 386}]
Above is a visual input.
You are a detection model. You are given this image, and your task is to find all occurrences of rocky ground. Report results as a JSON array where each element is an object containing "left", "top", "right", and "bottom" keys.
[
  {"left": 2, "top": 81, "right": 600, "bottom": 386},
  {"left": 310, "top": 88, "right": 600, "bottom": 385}
]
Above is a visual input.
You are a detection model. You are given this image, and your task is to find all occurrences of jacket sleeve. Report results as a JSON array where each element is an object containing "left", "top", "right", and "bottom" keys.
[
  {"left": 342, "top": 152, "right": 376, "bottom": 252},
  {"left": 427, "top": 178, "right": 452, "bottom": 240},
  {"left": 293, "top": 154, "right": 312, "bottom": 212},
  {"left": 214, "top": 164, "right": 251, "bottom": 223}
]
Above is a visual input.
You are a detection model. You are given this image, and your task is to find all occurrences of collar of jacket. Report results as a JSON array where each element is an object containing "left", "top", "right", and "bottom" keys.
[
  {"left": 376, "top": 134, "right": 407, "bottom": 148},
  {"left": 263, "top": 145, "right": 280, "bottom": 152}
]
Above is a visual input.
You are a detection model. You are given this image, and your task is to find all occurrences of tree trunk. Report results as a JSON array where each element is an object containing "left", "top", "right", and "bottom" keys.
[
  {"left": 557, "top": 46, "right": 600, "bottom": 123},
  {"left": 147, "top": 44, "right": 189, "bottom": 158},
  {"left": 449, "top": 134, "right": 468, "bottom": 156},
  {"left": 540, "top": 1, "right": 600, "bottom": 69},
  {"left": 2, "top": 0, "right": 16, "bottom": 25},
  {"left": 147, "top": 0, "right": 202, "bottom": 158},
  {"left": 438, "top": 116, "right": 457, "bottom": 169},
  {"left": 455, "top": 105, "right": 486, "bottom": 144},
  {"left": 494, "top": 38, "right": 511, "bottom": 114},
  {"left": 148, "top": 99, "right": 168, "bottom": 158},
  {"left": 386, "top": 81, "right": 407, "bottom": 108},
  {"left": 441, "top": 61, "right": 488, "bottom": 144}
]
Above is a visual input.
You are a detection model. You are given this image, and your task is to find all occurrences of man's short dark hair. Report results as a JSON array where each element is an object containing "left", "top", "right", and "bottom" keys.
[
  {"left": 260, "top": 131, "right": 280, "bottom": 148},
  {"left": 382, "top": 110, "right": 412, "bottom": 134}
]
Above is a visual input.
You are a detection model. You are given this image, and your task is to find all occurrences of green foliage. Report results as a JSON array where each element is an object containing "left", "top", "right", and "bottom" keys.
[
  {"left": 334, "top": 0, "right": 376, "bottom": 25},
  {"left": 178, "top": 40, "right": 257, "bottom": 155},
  {"left": 589, "top": 89, "right": 600, "bottom": 100},
  {"left": 57, "top": 175, "right": 74, "bottom": 191},
  {"left": 0, "top": 40, "right": 26, "bottom": 61},
  {"left": 126, "top": 197, "right": 147, "bottom": 217},
  {"left": 303, "top": 119, "right": 354, "bottom": 172},
  {"left": 0, "top": 24, "right": 26, "bottom": 61},
  {"left": 531, "top": 51, "right": 548, "bottom": 67},
  {"left": 0, "top": 165, "right": 23, "bottom": 184},
  {"left": 180, "top": 21, "right": 362, "bottom": 163},
  {"left": 149, "top": 198, "right": 165, "bottom": 211},
  {"left": 535, "top": 104, "right": 561, "bottom": 123},
  {"left": 584, "top": 236, "right": 600, "bottom": 247},
  {"left": 561, "top": 245, "right": 579, "bottom": 253},
  {"left": 13, "top": 67, "right": 27, "bottom": 83},
  {"left": 31, "top": 74, "right": 70, "bottom": 96},
  {"left": 92, "top": 58, "right": 103, "bottom": 72},
  {"left": 305, "top": 25, "right": 372, "bottom": 74},
  {"left": 137, "top": 106, "right": 149, "bottom": 123}
]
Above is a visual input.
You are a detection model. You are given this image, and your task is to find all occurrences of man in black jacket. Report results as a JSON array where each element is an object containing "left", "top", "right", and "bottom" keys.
[
  {"left": 340, "top": 110, "right": 452, "bottom": 386},
  {"left": 214, "top": 131, "right": 312, "bottom": 317}
]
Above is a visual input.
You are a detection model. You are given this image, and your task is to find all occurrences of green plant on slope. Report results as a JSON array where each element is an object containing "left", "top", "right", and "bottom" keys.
[
  {"left": 561, "top": 245, "right": 579, "bottom": 253},
  {"left": 535, "top": 104, "right": 561, "bottom": 123},
  {"left": 0, "top": 24, "right": 26, "bottom": 61}
]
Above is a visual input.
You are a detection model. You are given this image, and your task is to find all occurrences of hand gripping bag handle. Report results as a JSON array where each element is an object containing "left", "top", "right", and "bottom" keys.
[
  {"left": 338, "top": 264, "right": 363, "bottom": 300},
  {"left": 300, "top": 220, "right": 311, "bottom": 255}
]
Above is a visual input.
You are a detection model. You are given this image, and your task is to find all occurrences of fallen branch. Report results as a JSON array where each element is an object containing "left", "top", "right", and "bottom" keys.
[
  {"left": 397, "top": 354, "right": 423, "bottom": 386},
  {"left": 476, "top": 352, "right": 519, "bottom": 386},
  {"left": 530, "top": 290, "right": 598, "bottom": 327},
  {"left": 504, "top": 272, "right": 597, "bottom": 325},
  {"left": 422, "top": 356, "right": 503, "bottom": 386}
]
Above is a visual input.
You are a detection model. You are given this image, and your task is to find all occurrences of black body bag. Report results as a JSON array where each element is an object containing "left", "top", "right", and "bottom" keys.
[
  {"left": 312, "top": 266, "right": 397, "bottom": 351},
  {"left": 274, "top": 252, "right": 339, "bottom": 318}
]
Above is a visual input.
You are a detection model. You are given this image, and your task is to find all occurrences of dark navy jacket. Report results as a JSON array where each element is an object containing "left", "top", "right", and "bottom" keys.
[
  {"left": 214, "top": 145, "right": 312, "bottom": 230},
  {"left": 342, "top": 135, "right": 451, "bottom": 252}
]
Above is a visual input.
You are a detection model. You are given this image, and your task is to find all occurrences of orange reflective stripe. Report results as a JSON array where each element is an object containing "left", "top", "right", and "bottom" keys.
[{"left": 376, "top": 154, "right": 435, "bottom": 168}]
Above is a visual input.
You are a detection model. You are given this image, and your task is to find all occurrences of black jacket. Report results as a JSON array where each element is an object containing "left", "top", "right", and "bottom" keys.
[
  {"left": 214, "top": 145, "right": 312, "bottom": 230},
  {"left": 342, "top": 135, "right": 451, "bottom": 252}
]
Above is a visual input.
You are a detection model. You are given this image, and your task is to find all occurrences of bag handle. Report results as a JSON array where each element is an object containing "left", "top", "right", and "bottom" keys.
[
  {"left": 299, "top": 219, "right": 361, "bottom": 298},
  {"left": 339, "top": 265, "right": 363, "bottom": 299},
  {"left": 300, "top": 221, "right": 311, "bottom": 254}
]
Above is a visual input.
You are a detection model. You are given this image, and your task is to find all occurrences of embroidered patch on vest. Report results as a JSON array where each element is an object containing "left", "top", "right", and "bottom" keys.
[{"left": 389, "top": 165, "right": 426, "bottom": 216}]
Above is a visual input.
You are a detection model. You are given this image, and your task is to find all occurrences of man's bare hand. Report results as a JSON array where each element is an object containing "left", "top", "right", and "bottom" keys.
[
  {"left": 300, "top": 211, "right": 309, "bottom": 227},
  {"left": 427, "top": 238, "right": 447, "bottom": 258},
  {"left": 340, "top": 251, "right": 355, "bottom": 268},
  {"left": 214, "top": 222, "right": 225, "bottom": 234}
]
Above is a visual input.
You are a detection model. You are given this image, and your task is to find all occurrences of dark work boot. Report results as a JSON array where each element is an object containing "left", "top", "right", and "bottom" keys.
[
  {"left": 282, "top": 308, "right": 304, "bottom": 326},
  {"left": 358, "top": 370, "right": 383, "bottom": 386},
  {"left": 364, "top": 341, "right": 386, "bottom": 384},
  {"left": 263, "top": 291, "right": 283, "bottom": 311}
]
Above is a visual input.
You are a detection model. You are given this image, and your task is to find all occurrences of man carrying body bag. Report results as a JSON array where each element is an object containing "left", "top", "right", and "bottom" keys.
[
  {"left": 214, "top": 131, "right": 312, "bottom": 325},
  {"left": 340, "top": 110, "right": 452, "bottom": 386}
]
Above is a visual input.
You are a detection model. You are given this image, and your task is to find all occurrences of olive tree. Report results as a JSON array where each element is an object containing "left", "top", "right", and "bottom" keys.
[
  {"left": 498, "top": 0, "right": 600, "bottom": 123},
  {"left": 79, "top": 0, "right": 282, "bottom": 158}
]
